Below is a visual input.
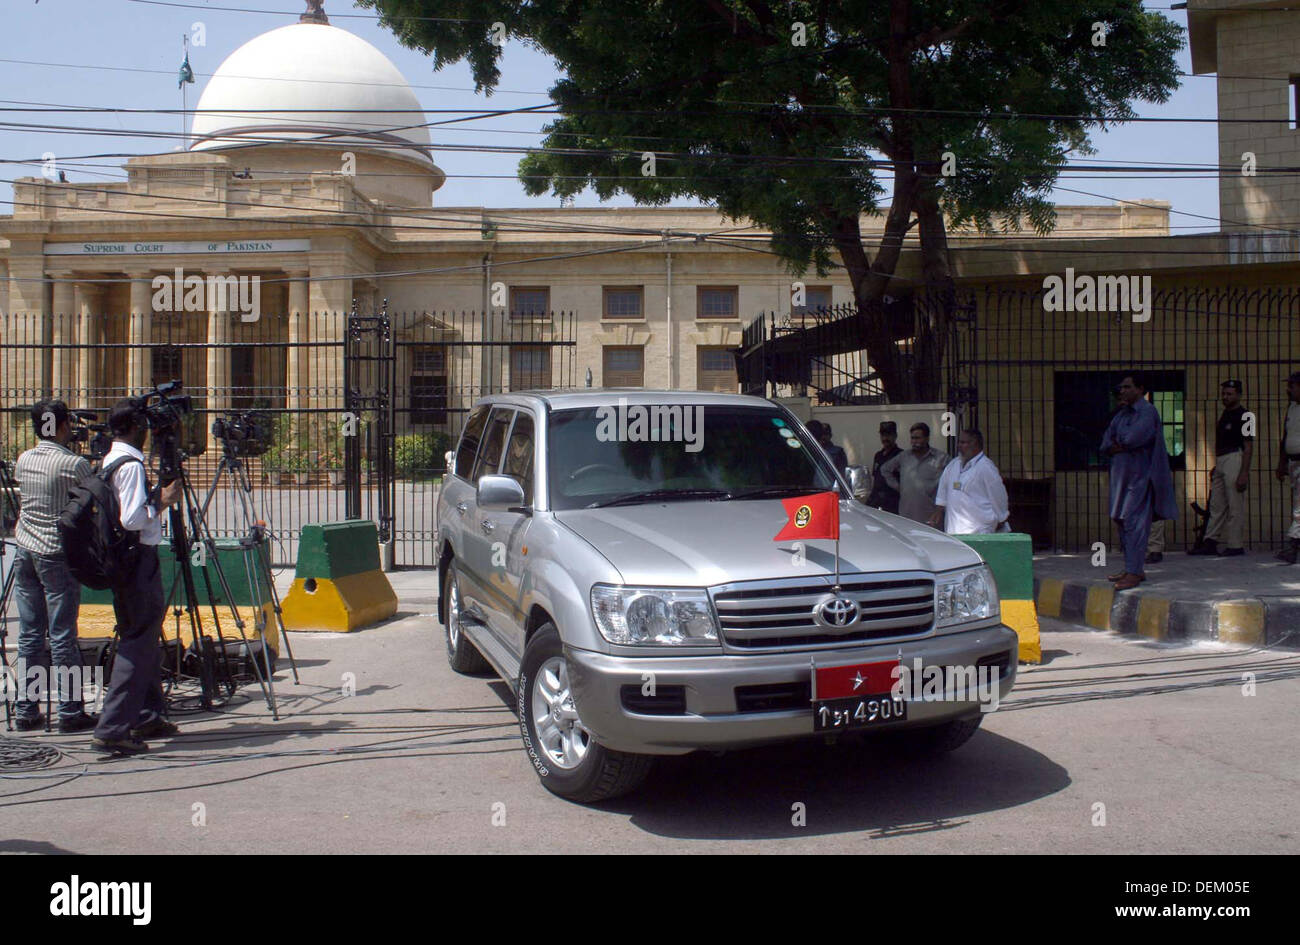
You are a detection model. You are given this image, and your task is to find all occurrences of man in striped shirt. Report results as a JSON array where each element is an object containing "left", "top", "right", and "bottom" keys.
[{"left": 11, "top": 400, "right": 97, "bottom": 732}]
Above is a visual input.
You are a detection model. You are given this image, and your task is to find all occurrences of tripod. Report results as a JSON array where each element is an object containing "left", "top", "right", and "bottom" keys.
[
  {"left": 193, "top": 441, "right": 300, "bottom": 715},
  {"left": 0, "top": 461, "right": 20, "bottom": 731},
  {"left": 153, "top": 450, "right": 280, "bottom": 719}
]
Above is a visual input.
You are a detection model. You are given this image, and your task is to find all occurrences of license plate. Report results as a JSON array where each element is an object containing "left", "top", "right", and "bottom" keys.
[
  {"left": 813, "top": 694, "right": 907, "bottom": 731},
  {"left": 811, "top": 659, "right": 906, "bottom": 732}
]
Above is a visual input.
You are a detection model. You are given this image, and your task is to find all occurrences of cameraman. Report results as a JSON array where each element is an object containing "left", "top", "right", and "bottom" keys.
[
  {"left": 91, "top": 399, "right": 183, "bottom": 756},
  {"left": 11, "top": 400, "right": 97, "bottom": 732}
]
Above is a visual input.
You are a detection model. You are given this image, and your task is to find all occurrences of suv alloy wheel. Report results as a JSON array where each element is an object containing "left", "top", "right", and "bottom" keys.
[{"left": 516, "top": 624, "right": 653, "bottom": 802}]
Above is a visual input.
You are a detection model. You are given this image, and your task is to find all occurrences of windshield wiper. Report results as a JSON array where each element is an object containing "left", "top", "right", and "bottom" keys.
[
  {"left": 585, "top": 488, "right": 732, "bottom": 509},
  {"left": 722, "top": 485, "right": 829, "bottom": 501}
]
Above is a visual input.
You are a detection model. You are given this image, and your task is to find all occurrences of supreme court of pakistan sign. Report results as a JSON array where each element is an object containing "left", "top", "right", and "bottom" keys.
[{"left": 44, "top": 239, "right": 311, "bottom": 256}]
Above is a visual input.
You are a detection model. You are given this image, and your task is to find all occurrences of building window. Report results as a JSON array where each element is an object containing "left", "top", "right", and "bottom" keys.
[
  {"left": 510, "top": 286, "right": 550, "bottom": 318},
  {"left": 410, "top": 345, "right": 448, "bottom": 425},
  {"left": 696, "top": 346, "right": 737, "bottom": 392},
  {"left": 602, "top": 286, "right": 644, "bottom": 319},
  {"left": 697, "top": 286, "right": 738, "bottom": 320},
  {"left": 793, "top": 285, "right": 833, "bottom": 321},
  {"left": 151, "top": 345, "right": 182, "bottom": 386},
  {"left": 510, "top": 345, "right": 551, "bottom": 391},
  {"left": 231, "top": 346, "right": 257, "bottom": 408},
  {"left": 603, "top": 346, "right": 644, "bottom": 387},
  {"left": 1054, "top": 370, "right": 1185, "bottom": 472}
]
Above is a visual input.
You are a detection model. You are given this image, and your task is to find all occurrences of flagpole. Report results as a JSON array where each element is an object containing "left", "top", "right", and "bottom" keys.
[
  {"left": 833, "top": 481, "right": 841, "bottom": 593},
  {"left": 181, "top": 35, "right": 188, "bottom": 149}
]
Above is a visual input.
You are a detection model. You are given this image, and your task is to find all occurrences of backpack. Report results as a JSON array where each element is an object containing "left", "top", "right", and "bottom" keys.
[{"left": 58, "top": 455, "right": 144, "bottom": 589}]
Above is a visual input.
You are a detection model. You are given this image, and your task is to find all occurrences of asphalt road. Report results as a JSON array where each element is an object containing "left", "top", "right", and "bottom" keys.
[{"left": 1, "top": 614, "right": 1297, "bottom": 854}]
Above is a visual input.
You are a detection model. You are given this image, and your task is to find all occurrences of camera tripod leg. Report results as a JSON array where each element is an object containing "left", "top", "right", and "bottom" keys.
[
  {"left": 0, "top": 558, "right": 16, "bottom": 732},
  {"left": 231, "top": 457, "right": 299, "bottom": 686},
  {"left": 185, "top": 468, "right": 278, "bottom": 717}
]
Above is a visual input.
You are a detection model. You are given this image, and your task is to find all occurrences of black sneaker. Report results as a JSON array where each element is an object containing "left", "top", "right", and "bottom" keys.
[
  {"left": 58, "top": 712, "right": 98, "bottom": 734},
  {"left": 1145, "top": 552, "right": 1163, "bottom": 564},
  {"left": 1188, "top": 540, "right": 1219, "bottom": 556},
  {"left": 91, "top": 736, "right": 148, "bottom": 756},
  {"left": 14, "top": 715, "right": 45, "bottom": 732},
  {"left": 1218, "top": 547, "right": 1245, "bottom": 557},
  {"left": 131, "top": 718, "right": 179, "bottom": 739}
]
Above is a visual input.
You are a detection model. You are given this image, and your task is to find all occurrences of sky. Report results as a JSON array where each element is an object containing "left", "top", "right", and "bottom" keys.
[{"left": 0, "top": 0, "right": 1222, "bottom": 231}]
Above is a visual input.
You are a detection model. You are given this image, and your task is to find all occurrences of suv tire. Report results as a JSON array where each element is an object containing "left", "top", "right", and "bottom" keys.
[
  {"left": 517, "top": 624, "right": 653, "bottom": 802},
  {"left": 443, "top": 564, "right": 491, "bottom": 674}
]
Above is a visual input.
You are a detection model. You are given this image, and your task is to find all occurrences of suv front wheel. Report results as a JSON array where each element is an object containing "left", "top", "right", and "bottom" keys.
[{"left": 517, "top": 624, "right": 653, "bottom": 802}]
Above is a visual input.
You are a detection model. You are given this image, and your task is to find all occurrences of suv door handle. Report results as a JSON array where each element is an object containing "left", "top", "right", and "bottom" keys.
[
  {"left": 480, "top": 519, "right": 496, "bottom": 533},
  {"left": 456, "top": 501, "right": 468, "bottom": 515}
]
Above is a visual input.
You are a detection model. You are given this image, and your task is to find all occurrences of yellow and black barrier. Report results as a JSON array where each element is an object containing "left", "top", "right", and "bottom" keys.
[
  {"left": 955, "top": 533, "right": 1041, "bottom": 664},
  {"left": 281, "top": 520, "right": 397, "bottom": 632}
]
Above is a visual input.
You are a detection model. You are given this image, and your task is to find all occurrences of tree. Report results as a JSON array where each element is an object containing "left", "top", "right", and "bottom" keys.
[{"left": 361, "top": 0, "right": 1182, "bottom": 400}]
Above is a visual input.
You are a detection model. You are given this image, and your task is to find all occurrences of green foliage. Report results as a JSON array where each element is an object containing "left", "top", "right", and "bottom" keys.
[
  {"left": 262, "top": 414, "right": 295, "bottom": 470},
  {"left": 360, "top": 0, "right": 1182, "bottom": 281},
  {"left": 394, "top": 432, "right": 453, "bottom": 479}
]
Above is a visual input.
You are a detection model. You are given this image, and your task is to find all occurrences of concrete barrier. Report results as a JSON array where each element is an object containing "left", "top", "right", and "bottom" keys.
[
  {"left": 77, "top": 537, "right": 278, "bottom": 653},
  {"left": 955, "top": 533, "right": 1042, "bottom": 663},
  {"left": 281, "top": 520, "right": 397, "bottom": 632}
]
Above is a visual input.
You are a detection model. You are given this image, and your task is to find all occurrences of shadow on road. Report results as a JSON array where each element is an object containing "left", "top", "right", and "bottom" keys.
[{"left": 597, "top": 730, "right": 1069, "bottom": 840}]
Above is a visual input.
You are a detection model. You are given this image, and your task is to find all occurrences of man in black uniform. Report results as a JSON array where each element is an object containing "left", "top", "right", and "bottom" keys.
[
  {"left": 1189, "top": 380, "right": 1253, "bottom": 557},
  {"left": 867, "top": 421, "right": 903, "bottom": 513}
]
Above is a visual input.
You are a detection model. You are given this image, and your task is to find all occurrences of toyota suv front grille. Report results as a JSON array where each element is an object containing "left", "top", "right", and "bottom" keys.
[{"left": 711, "top": 574, "right": 935, "bottom": 649}]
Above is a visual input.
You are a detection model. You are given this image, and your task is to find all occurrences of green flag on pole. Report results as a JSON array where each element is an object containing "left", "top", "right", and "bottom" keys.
[{"left": 178, "top": 52, "right": 194, "bottom": 89}]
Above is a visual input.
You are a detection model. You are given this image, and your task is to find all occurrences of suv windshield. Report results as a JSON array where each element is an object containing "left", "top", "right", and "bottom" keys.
[{"left": 547, "top": 404, "right": 837, "bottom": 510}]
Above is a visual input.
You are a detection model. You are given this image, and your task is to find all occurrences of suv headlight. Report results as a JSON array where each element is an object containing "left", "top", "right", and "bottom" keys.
[
  {"left": 935, "top": 565, "right": 998, "bottom": 629},
  {"left": 590, "top": 585, "right": 720, "bottom": 646}
]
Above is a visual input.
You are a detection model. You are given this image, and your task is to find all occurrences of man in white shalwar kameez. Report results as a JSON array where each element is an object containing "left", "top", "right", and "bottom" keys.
[{"left": 929, "top": 429, "right": 1010, "bottom": 535}]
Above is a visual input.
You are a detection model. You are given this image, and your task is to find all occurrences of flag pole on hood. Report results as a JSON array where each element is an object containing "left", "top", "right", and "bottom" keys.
[{"left": 833, "top": 480, "right": 841, "bottom": 593}]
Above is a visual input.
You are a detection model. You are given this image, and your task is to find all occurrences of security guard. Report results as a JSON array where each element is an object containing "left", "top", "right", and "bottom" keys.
[
  {"left": 1189, "top": 379, "right": 1253, "bottom": 557},
  {"left": 1276, "top": 372, "right": 1300, "bottom": 564}
]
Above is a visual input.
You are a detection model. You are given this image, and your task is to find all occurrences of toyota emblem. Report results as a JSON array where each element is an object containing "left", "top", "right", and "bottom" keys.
[{"left": 815, "top": 595, "right": 860, "bottom": 628}]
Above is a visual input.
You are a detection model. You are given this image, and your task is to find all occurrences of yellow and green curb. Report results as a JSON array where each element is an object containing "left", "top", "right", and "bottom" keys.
[{"left": 955, "top": 533, "right": 1041, "bottom": 664}]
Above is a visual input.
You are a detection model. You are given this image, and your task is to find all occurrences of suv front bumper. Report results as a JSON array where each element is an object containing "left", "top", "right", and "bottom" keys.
[{"left": 565, "top": 625, "right": 1019, "bottom": 755}]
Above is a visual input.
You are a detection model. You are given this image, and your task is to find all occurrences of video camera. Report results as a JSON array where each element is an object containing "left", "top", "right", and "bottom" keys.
[
  {"left": 211, "top": 410, "right": 270, "bottom": 458},
  {"left": 68, "top": 409, "right": 113, "bottom": 462},
  {"left": 130, "top": 380, "right": 203, "bottom": 482}
]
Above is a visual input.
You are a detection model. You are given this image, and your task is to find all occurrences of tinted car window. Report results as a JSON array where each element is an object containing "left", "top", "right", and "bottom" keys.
[
  {"left": 453, "top": 404, "right": 490, "bottom": 480},
  {"left": 472, "top": 407, "right": 513, "bottom": 481},
  {"left": 502, "top": 412, "right": 535, "bottom": 505},
  {"left": 547, "top": 404, "right": 835, "bottom": 510}
]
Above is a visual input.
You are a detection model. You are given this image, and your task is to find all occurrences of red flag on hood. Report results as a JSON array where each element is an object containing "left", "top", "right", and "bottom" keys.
[{"left": 773, "top": 491, "right": 840, "bottom": 542}]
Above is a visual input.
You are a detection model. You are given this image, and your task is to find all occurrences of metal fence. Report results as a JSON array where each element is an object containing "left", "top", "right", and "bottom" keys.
[
  {"left": 969, "top": 285, "right": 1300, "bottom": 553},
  {"left": 1, "top": 308, "right": 576, "bottom": 567},
  {"left": 737, "top": 285, "right": 1300, "bottom": 552}
]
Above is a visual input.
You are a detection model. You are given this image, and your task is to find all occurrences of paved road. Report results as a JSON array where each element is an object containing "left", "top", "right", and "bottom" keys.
[{"left": 1, "top": 614, "right": 1297, "bottom": 854}]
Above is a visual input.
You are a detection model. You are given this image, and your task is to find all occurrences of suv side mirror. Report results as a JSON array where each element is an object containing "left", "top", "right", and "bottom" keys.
[
  {"left": 846, "top": 465, "right": 870, "bottom": 503},
  {"left": 444, "top": 450, "right": 456, "bottom": 474},
  {"left": 477, "top": 474, "right": 527, "bottom": 512}
]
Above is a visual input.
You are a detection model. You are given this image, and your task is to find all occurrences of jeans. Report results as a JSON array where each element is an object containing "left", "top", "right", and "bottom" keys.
[{"left": 12, "top": 547, "right": 85, "bottom": 720}]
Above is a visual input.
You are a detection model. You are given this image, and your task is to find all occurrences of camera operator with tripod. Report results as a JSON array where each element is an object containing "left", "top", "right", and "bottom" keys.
[
  {"left": 9, "top": 400, "right": 98, "bottom": 733},
  {"left": 91, "top": 399, "right": 183, "bottom": 756}
]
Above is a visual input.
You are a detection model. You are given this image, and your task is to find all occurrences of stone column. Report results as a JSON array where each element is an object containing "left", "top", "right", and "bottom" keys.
[
  {"left": 49, "top": 271, "right": 77, "bottom": 401},
  {"left": 286, "top": 270, "right": 310, "bottom": 411},
  {"left": 75, "top": 282, "right": 104, "bottom": 409},
  {"left": 206, "top": 296, "right": 232, "bottom": 414},
  {"left": 126, "top": 270, "right": 153, "bottom": 394}
]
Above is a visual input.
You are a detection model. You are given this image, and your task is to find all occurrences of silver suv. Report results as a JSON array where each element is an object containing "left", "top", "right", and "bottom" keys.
[{"left": 436, "top": 391, "right": 1018, "bottom": 802}]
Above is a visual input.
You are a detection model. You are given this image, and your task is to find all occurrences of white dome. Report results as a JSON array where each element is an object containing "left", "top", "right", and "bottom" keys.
[{"left": 189, "top": 23, "right": 435, "bottom": 169}]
